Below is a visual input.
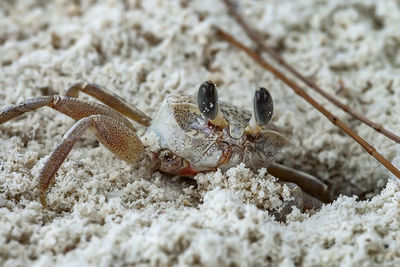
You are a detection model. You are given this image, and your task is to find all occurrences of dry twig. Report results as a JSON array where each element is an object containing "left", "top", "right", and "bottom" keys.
[
  {"left": 215, "top": 27, "right": 400, "bottom": 179},
  {"left": 222, "top": 0, "right": 400, "bottom": 144}
]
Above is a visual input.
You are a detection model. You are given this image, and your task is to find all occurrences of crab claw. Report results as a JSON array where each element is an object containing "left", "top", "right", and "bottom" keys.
[{"left": 247, "top": 87, "right": 274, "bottom": 134}]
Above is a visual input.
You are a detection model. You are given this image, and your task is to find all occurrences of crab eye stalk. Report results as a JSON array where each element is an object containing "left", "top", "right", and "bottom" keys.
[
  {"left": 197, "top": 81, "right": 218, "bottom": 120},
  {"left": 246, "top": 87, "right": 274, "bottom": 135},
  {"left": 253, "top": 87, "right": 274, "bottom": 126}
]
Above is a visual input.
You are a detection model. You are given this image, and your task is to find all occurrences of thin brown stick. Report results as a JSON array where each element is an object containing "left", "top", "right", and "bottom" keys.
[
  {"left": 222, "top": 0, "right": 400, "bottom": 144},
  {"left": 215, "top": 27, "right": 400, "bottom": 179}
]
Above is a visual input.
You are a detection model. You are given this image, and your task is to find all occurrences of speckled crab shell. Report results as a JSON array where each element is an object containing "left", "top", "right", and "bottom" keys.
[{"left": 147, "top": 94, "right": 290, "bottom": 175}]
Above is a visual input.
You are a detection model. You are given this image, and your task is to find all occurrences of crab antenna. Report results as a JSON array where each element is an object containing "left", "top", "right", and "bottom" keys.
[
  {"left": 197, "top": 81, "right": 229, "bottom": 126},
  {"left": 248, "top": 87, "right": 273, "bottom": 134}
]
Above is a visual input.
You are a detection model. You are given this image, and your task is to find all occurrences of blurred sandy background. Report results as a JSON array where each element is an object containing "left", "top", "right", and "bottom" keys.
[{"left": 1, "top": 0, "right": 400, "bottom": 265}]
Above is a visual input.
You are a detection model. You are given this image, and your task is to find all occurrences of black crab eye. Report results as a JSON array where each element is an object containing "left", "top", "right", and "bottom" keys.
[
  {"left": 197, "top": 81, "right": 218, "bottom": 120},
  {"left": 253, "top": 87, "right": 273, "bottom": 126}
]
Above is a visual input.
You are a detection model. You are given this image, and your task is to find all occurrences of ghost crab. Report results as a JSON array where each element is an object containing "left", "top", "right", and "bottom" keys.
[{"left": 0, "top": 81, "right": 329, "bottom": 215}]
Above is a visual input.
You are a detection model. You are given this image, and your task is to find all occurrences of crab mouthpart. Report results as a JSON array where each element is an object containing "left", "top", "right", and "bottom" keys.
[
  {"left": 155, "top": 150, "right": 199, "bottom": 177},
  {"left": 175, "top": 165, "right": 198, "bottom": 177}
]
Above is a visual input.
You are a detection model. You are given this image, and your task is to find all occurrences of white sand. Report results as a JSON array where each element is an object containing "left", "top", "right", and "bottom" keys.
[{"left": 1, "top": 0, "right": 400, "bottom": 265}]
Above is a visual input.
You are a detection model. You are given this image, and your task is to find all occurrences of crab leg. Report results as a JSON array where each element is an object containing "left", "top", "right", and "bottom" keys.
[
  {"left": 268, "top": 162, "right": 331, "bottom": 203},
  {"left": 38, "top": 114, "right": 144, "bottom": 207},
  {"left": 0, "top": 97, "right": 145, "bottom": 207},
  {"left": 66, "top": 83, "right": 151, "bottom": 126},
  {"left": 0, "top": 96, "right": 135, "bottom": 130},
  {"left": 274, "top": 182, "right": 322, "bottom": 222}
]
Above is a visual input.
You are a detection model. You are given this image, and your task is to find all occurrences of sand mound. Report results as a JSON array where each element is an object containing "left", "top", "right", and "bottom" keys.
[{"left": 1, "top": 0, "right": 400, "bottom": 265}]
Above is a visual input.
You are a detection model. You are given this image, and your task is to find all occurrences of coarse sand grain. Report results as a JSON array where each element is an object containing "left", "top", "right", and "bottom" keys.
[{"left": 1, "top": 0, "right": 400, "bottom": 266}]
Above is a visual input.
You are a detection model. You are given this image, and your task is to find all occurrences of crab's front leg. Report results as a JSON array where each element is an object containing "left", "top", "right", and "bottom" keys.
[{"left": 38, "top": 114, "right": 144, "bottom": 208}]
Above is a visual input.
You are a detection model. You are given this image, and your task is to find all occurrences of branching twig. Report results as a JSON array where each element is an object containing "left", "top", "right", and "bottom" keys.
[
  {"left": 215, "top": 27, "right": 400, "bottom": 179},
  {"left": 222, "top": 0, "right": 400, "bottom": 144}
]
